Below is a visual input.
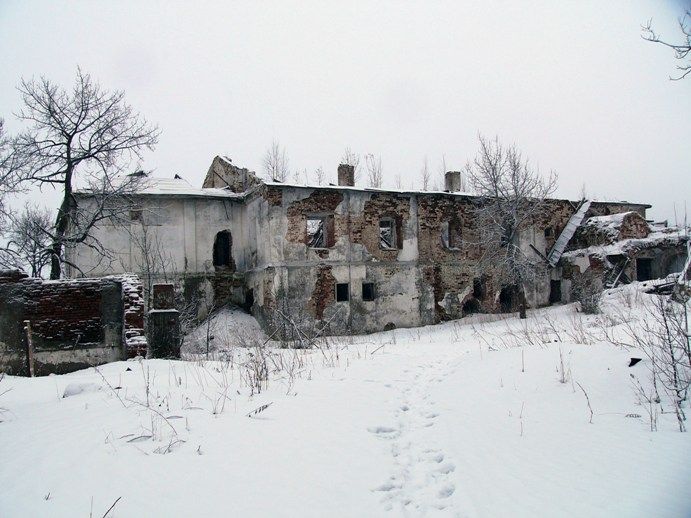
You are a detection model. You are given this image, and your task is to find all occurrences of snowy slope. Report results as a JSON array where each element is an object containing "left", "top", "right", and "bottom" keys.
[{"left": 0, "top": 287, "right": 689, "bottom": 517}]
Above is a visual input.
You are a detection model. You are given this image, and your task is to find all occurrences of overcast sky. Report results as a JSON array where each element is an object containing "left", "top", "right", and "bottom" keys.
[{"left": 1, "top": 0, "right": 689, "bottom": 222}]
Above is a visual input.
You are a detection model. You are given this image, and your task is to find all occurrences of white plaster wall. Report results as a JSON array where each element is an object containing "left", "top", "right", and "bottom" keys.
[{"left": 68, "top": 195, "right": 247, "bottom": 277}]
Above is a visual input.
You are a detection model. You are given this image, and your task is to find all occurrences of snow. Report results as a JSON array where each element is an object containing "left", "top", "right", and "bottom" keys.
[
  {"left": 562, "top": 225, "right": 688, "bottom": 261},
  {"left": 136, "top": 177, "right": 242, "bottom": 198},
  {"left": 263, "top": 180, "right": 476, "bottom": 197},
  {"left": 584, "top": 212, "right": 632, "bottom": 237},
  {"left": 1, "top": 287, "right": 689, "bottom": 517},
  {"left": 62, "top": 382, "right": 102, "bottom": 398}
]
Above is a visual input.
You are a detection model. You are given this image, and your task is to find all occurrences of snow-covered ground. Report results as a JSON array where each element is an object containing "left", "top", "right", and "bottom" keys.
[{"left": 1, "top": 286, "right": 689, "bottom": 517}]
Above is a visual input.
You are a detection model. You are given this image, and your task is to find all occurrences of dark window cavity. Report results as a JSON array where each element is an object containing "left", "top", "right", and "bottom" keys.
[
  {"left": 636, "top": 258, "right": 653, "bottom": 281},
  {"left": 362, "top": 282, "right": 375, "bottom": 301},
  {"left": 336, "top": 283, "right": 350, "bottom": 302},
  {"left": 130, "top": 208, "right": 143, "bottom": 222},
  {"left": 213, "top": 230, "right": 233, "bottom": 268},
  {"left": 549, "top": 280, "right": 562, "bottom": 304}
]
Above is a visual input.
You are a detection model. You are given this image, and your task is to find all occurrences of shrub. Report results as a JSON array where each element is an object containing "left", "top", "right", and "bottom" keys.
[{"left": 572, "top": 269, "right": 604, "bottom": 314}]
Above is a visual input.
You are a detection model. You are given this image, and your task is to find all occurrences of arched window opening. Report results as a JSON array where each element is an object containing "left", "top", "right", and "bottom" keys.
[{"left": 213, "top": 230, "right": 234, "bottom": 270}]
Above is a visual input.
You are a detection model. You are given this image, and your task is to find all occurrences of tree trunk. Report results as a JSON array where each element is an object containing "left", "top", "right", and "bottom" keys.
[
  {"left": 519, "top": 286, "right": 527, "bottom": 319},
  {"left": 49, "top": 242, "right": 62, "bottom": 280},
  {"left": 49, "top": 168, "right": 73, "bottom": 280}
]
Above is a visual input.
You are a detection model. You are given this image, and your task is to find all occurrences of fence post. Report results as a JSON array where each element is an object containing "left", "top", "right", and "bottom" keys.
[{"left": 24, "top": 320, "right": 35, "bottom": 377}]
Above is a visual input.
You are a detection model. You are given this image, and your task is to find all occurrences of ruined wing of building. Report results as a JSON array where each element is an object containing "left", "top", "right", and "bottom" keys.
[{"left": 65, "top": 156, "right": 689, "bottom": 337}]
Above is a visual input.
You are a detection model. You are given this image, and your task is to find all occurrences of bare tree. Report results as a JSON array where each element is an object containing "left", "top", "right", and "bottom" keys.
[
  {"left": 643, "top": 10, "right": 691, "bottom": 80},
  {"left": 5, "top": 204, "right": 53, "bottom": 277},
  {"left": 0, "top": 119, "right": 20, "bottom": 223},
  {"left": 621, "top": 294, "right": 690, "bottom": 431},
  {"left": 465, "top": 135, "right": 558, "bottom": 319},
  {"left": 128, "top": 218, "right": 176, "bottom": 307},
  {"left": 263, "top": 140, "right": 289, "bottom": 182},
  {"left": 421, "top": 156, "right": 431, "bottom": 191},
  {"left": 314, "top": 166, "right": 325, "bottom": 186},
  {"left": 11, "top": 69, "right": 159, "bottom": 279},
  {"left": 433, "top": 155, "right": 447, "bottom": 191},
  {"left": 0, "top": 118, "right": 23, "bottom": 269},
  {"left": 365, "top": 153, "right": 383, "bottom": 188},
  {"left": 341, "top": 147, "right": 362, "bottom": 184}
]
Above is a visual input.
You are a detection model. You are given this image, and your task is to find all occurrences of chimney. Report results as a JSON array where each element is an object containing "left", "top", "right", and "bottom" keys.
[
  {"left": 445, "top": 171, "right": 462, "bottom": 192},
  {"left": 337, "top": 164, "right": 355, "bottom": 187}
]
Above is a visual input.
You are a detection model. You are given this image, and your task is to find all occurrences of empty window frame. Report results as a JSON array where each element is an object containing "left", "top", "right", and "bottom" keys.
[
  {"left": 130, "top": 208, "right": 143, "bottom": 222},
  {"left": 307, "top": 215, "right": 334, "bottom": 248},
  {"left": 449, "top": 219, "right": 462, "bottom": 249},
  {"left": 379, "top": 218, "right": 397, "bottom": 249},
  {"left": 362, "top": 282, "right": 375, "bottom": 301},
  {"left": 441, "top": 218, "right": 462, "bottom": 249},
  {"left": 336, "top": 283, "right": 350, "bottom": 302},
  {"left": 213, "top": 230, "right": 233, "bottom": 268}
]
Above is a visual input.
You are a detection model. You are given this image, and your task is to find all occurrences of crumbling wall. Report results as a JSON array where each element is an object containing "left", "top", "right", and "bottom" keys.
[
  {"left": 285, "top": 189, "right": 344, "bottom": 256},
  {"left": 307, "top": 265, "right": 337, "bottom": 320},
  {"left": 415, "top": 194, "right": 485, "bottom": 321},
  {"left": 0, "top": 271, "right": 146, "bottom": 375},
  {"left": 588, "top": 202, "right": 649, "bottom": 219},
  {"left": 352, "top": 193, "right": 413, "bottom": 261},
  {"left": 571, "top": 212, "right": 651, "bottom": 249},
  {"left": 202, "top": 155, "right": 262, "bottom": 193}
]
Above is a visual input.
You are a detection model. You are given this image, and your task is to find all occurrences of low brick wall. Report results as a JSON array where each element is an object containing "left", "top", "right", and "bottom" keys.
[{"left": 0, "top": 271, "right": 146, "bottom": 376}]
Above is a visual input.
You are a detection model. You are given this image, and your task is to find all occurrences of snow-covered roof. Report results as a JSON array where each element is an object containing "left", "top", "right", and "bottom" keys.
[
  {"left": 263, "top": 180, "right": 476, "bottom": 197},
  {"left": 137, "top": 177, "right": 242, "bottom": 198},
  {"left": 562, "top": 226, "right": 688, "bottom": 260},
  {"left": 262, "top": 182, "right": 652, "bottom": 207},
  {"left": 75, "top": 176, "right": 244, "bottom": 199},
  {"left": 583, "top": 212, "right": 632, "bottom": 238}
]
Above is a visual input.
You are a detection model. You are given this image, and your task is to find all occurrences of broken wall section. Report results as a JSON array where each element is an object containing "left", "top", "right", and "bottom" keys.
[{"left": 0, "top": 271, "right": 146, "bottom": 375}]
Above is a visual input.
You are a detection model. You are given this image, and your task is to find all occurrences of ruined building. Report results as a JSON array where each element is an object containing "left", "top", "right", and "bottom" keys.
[{"left": 66, "top": 156, "right": 688, "bottom": 335}]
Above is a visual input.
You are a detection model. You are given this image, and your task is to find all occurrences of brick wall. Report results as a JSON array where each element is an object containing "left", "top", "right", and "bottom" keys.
[{"left": 0, "top": 271, "right": 146, "bottom": 375}]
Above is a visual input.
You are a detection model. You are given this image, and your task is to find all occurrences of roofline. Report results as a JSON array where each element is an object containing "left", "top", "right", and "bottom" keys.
[
  {"left": 262, "top": 182, "right": 653, "bottom": 208},
  {"left": 72, "top": 190, "right": 246, "bottom": 201},
  {"left": 74, "top": 181, "right": 652, "bottom": 209}
]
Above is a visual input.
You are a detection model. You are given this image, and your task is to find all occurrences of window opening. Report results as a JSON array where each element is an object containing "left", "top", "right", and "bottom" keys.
[
  {"left": 549, "top": 280, "right": 562, "bottom": 304},
  {"left": 213, "top": 230, "right": 233, "bottom": 268},
  {"left": 448, "top": 219, "right": 462, "bottom": 249},
  {"left": 307, "top": 215, "right": 334, "bottom": 248},
  {"left": 307, "top": 217, "right": 325, "bottom": 248},
  {"left": 636, "top": 258, "right": 653, "bottom": 281},
  {"left": 336, "top": 283, "right": 350, "bottom": 302},
  {"left": 362, "top": 282, "right": 375, "bottom": 301},
  {"left": 379, "top": 218, "right": 396, "bottom": 249},
  {"left": 130, "top": 208, "right": 143, "bottom": 221}
]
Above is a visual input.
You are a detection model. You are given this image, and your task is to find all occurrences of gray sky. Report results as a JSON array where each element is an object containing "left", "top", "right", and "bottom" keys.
[{"left": 1, "top": 0, "right": 689, "bottom": 222}]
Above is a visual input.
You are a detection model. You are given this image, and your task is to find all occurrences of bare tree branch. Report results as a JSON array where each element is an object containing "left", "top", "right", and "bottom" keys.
[
  {"left": 642, "top": 10, "right": 691, "bottom": 81},
  {"left": 262, "top": 140, "right": 289, "bottom": 182},
  {"left": 4, "top": 204, "right": 53, "bottom": 277},
  {"left": 341, "top": 147, "right": 362, "bottom": 184},
  {"left": 421, "top": 156, "right": 431, "bottom": 191},
  {"left": 465, "top": 134, "right": 558, "bottom": 318},
  {"left": 365, "top": 153, "right": 383, "bottom": 188},
  {"left": 11, "top": 68, "right": 160, "bottom": 278}
]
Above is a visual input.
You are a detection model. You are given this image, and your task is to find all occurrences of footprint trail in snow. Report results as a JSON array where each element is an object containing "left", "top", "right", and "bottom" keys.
[{"left": 369, "top": 358, "right": 462, "bottom": 515}]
